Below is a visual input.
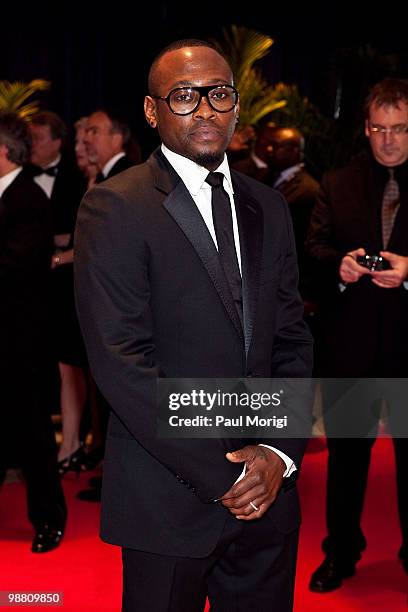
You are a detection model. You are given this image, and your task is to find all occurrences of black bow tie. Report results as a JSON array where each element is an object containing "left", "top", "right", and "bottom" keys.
[
  {"left": 31, "top": 164, "right": 59, "bottom": 177},
  {"left": 42, "top": 165, "right": 59, "bottom": 177}
]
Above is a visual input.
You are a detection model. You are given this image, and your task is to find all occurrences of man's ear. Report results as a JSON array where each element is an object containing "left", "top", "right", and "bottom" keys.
[
  {"left": 112, "top": 132, "right": 124, "bottom": 151},
  {"left": 0, "top": 143, "right": 9, "bottom": 160},
  {"left": 364, "top": 119, "right": 370, "bottom": 138},
  {"left": 144, "top": 96, "right": 157, "bottom": 128}
]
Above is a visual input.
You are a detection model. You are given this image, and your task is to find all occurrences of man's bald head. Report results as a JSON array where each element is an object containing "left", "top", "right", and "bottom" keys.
[
  {"left": 148, "top": 39, "right": 231, "bottom": 94},
  {"left": 255, "top": 125, "right": 304, "bottom": 171}
]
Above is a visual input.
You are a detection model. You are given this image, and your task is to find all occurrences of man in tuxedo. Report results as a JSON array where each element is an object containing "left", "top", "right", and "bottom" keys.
[
  {"left": 84, "top": 110, "right": 134, "bottom": 182},
  {"left": 75, "top": 40, "right": 313, "bottom": 611},
  {"left": 0, "top": 111, "right": 66, "bottom": 552},
  {"left": 76, "top": 110, "right": 135, "bottom": 503},
  {"left": 29, "top": 111, "right": 88, "bottom": 474},
  {"left": 307, "top": 78, "right": 408, "bottom": 592},
  {"left": 29, "top": 111, "right": 84, "bottom": 237}
]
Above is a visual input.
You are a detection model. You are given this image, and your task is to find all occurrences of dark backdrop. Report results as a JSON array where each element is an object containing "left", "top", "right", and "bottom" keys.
[{"left": 2, "top": 2, "right": 407, "bottom": 160}]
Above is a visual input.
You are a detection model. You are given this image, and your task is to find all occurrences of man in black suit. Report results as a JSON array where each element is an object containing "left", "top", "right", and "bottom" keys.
[
  {"left": 307, "top": 78, "right": 408, "bottom": 592},
  {"left": 234, "top": 125, "right": 320, "bottom": 331},
  {"left": 29, "top": 111, "right": 85, "bottom": 237},
  {"left": 29, "top": 111, "right": 88, "bottom": 474},
  {"left": 75, "top": 40, "right": 313, "bottom": 611},
  {"left": 84, "top": 110, "right": 134, "bottom": 182},
  {"left": 233, "top": 126, "right": 319, "bottom": 299},
  {"left": 76, "top": 110, "right": 135, "bottom": 503},
  {"left": 0, "top": 111, "right": 66, "bottom": 552}
]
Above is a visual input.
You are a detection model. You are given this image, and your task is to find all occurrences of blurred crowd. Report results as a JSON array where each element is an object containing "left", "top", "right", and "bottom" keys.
[{"left": 0, "top": 76, "right": 407, "bottom": 591}]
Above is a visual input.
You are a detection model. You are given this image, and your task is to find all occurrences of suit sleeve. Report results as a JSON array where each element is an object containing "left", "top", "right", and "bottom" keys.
[
  {"left": 0, "top": 185, "right": 51, "bottom": 280},
  {"left": 258, "top": 191, "right": 314, "bottom": 472},
  {"left": 306, "top": 173, "right": 345, "bottom": 274},
  {"left": 74, "top": 186, "right": 242, "bottom": 503}
]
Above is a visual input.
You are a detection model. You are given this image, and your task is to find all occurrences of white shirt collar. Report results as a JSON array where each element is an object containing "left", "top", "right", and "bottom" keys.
[
  {"left": 274, "top": 163, "right": 304, "bottom": 187},
  {"left": 102, "top": 152, "right": 126, "bottom": 177},
  {"left": 161, "top": 144, "right": 234, "bottom": 195},
  {"left": 251, "top": 152, "right": 268, "bottom": 169},
  {"left": 43, "top": 154, "right": 61, "bottom": 170},
  {"left": 0, "top": 167, "right": 23, "bottom": 197}
]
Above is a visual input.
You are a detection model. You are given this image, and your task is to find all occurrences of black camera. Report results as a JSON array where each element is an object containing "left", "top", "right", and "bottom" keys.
[{"left": 356, "top": 254, "right": 391, "bottom": 271}]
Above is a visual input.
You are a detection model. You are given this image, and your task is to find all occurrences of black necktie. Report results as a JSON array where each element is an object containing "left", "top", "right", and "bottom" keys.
[
  {"left": 205, "top": 171, "right": 243, "bottom": 322},
  {"left": 95, "top": 171, "right": 105, "bottom": 183},
  {"left": 381, "top": 168, "right": 400, "bottom": 249}
]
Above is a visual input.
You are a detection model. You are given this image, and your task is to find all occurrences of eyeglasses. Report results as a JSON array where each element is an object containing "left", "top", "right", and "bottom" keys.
[
  {"left": 150, "top": 85, "right": 239, "bottom": 116},
  {"left": 368, "top": 124, "right": 408, "bottom": 136}
]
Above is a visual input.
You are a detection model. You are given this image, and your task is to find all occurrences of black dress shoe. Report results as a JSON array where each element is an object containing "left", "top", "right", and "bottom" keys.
[
  {"left": 309, "top": 555, "right": 356, "bottom": 592},
  {"left": 32, "top": 525, "right": 63, "bottom": 553},
  {"left": 76, "top": 485, "right": 101, "bottom": 502}
]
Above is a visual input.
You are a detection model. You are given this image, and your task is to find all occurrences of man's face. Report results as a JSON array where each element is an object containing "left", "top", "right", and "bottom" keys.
[
  {"left": 144, "top": 46, "right": 239, "bottom": 170},
  {"left": 255, "top": 127, "right": 300, "bottom": 171},
  {"left": 75, "top": 126, "right": 87, "bottom": 171},
  {"left": 29, "top": 123, "right": 61, "bottom": 168},
  {"left": 365, "top": 102, "right": 408, "bottom": 167},
  {"left": 85, "top": 111, "right": 122, "bottom": 168}
]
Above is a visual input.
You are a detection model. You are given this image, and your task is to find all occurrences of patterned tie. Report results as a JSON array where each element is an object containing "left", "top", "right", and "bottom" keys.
[
  {"left": 205, "top": 172, "right": 243, "bottom": 322},
  {"left": 381, "top": 168, "right": 400, "bottom": 249}
]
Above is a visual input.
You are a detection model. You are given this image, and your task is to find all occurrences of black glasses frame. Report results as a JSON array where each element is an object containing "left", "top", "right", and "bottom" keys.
[{"left": 150, "top": 85, "right": 239, "bottom": 115}]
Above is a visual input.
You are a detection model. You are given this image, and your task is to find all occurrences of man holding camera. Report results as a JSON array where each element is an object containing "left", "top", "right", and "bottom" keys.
[{"left": 306, "top": 78, "right": 408, "bottom": 592}]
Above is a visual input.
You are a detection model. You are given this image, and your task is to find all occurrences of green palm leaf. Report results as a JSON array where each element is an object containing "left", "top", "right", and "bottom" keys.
[
  {"left": 0, "top": 79, "right": 50, "bottom": 118},
  {"left": 211, "top": 25, "right": 286, "bottom": 129}
]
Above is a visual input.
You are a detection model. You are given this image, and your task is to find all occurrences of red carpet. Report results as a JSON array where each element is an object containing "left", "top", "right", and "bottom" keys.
[{"left": 0, "top": 437, "right": 406, "bottom": 611}]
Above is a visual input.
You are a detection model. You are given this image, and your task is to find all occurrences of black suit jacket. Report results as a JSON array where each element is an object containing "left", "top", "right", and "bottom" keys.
[
  {"left": 0, "top": 169, "right": 53, "bottom": 363},
  {"left": 105, "top": 154, "right": 134, "bottom": 179},
  {"left": 75, "top": 148, "right": 313, "bottom": 557},
  {"left": 50, "top": 157, "right": 85, "bottom": 238},
  {"left": 27, "top": 157, "right": 85, "bottom": 239},
  {"left": 231, "top": 155, "right": 269, "bottom": 183},
  {"left": 306, "top": 151, "right": 408, "bottom": 376}
]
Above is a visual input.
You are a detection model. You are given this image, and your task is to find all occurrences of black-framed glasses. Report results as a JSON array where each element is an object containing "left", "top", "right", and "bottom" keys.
[
  {"left": 368, "top": 124, "right": 408, "bottom": 136},
  {"left": 150, "top": 85, "right": 239, "bottom": 115}
]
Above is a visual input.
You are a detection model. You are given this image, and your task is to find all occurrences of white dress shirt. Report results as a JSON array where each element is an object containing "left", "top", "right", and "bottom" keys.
[
  {"left": 0, "top": 167, "right": 22, "bottom": 197},
  {"left": 101, "top": 152, "right": 126, "bottom": 178},
  {"left": 161, "top": 144, "right": 296, "bottom": 478},
  {"left": 273, "top": 163, "right": 304, "bottom": 188},
  {"left": 33, "top": 155, "right": 61, "bottom": 199}
]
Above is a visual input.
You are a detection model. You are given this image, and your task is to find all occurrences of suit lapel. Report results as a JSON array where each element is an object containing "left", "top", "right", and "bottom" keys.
[
  {"left": 232, "top": 175, "right": 263, "bottom": 355},
  {"left": 388, "top": 165, "right": 408, "bottom": 252},
  {"left": 149, "top": 149, "right": 244, "bottom": 343}
]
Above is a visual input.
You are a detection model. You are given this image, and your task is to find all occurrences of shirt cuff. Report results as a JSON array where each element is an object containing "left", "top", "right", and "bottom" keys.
[
  {"left": 258, "top": 444, "right": 297, "bottom": 477},
  {"left": 233, "top": 445, "right": 297, "bottom": 485}
]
